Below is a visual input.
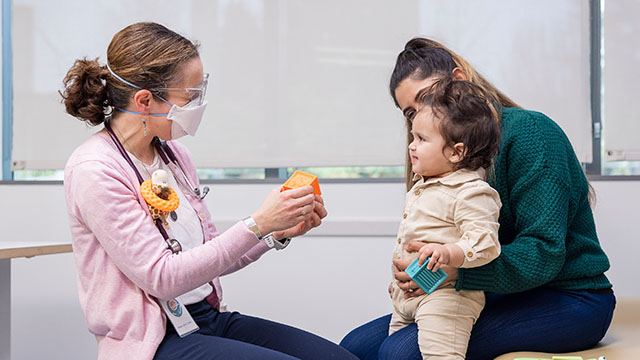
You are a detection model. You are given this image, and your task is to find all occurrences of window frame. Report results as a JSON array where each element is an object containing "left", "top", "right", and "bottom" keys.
[
  {"left": 2, "top": 0, "right": 12, "bottom": 180},
  {"left": 2, "top": 0, "right": 640, "bottom": 182}
]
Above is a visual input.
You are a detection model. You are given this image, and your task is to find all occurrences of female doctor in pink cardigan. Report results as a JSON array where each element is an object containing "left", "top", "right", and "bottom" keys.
[{"left": 60, "top": 22, "right": 356, "bottom": 360}]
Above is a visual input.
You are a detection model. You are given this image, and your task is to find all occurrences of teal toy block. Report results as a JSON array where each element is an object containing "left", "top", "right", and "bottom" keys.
[{"left": 405, "top": 257, "right": 448, "bottom": 294}]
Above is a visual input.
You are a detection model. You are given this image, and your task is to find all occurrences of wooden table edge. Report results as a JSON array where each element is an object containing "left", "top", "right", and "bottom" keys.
[{"left": 0, "top": 244, "right": 73, "bottom": 259}]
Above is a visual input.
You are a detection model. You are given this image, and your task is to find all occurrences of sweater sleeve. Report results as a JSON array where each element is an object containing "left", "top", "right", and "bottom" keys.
[
  {"left": 167, "top": 141, "right": 273, "bottom": 277},
  {"left": 220, "top": 240, "right": 271, "bottom": 276},
  {"left": 67, "top": 159, "right": 261, "bottom": 300},
  {"left": 456, "top": 112, "right": 572, "bottom": 293}
]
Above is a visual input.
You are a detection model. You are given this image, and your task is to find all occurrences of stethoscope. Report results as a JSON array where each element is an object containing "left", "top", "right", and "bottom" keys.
[
  {"left": 104, "top": 122, "right": 209, "bottom": 254},
  {"left": 151, "top": 136, "right": 210, "bottom": 201}
]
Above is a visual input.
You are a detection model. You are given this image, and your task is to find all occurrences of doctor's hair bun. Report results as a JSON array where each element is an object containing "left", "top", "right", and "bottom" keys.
[{"left": 60, "top": 57, "right": 109, "bottom": 126}]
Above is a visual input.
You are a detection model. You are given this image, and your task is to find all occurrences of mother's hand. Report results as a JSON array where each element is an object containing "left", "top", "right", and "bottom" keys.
[
  {"left": 394, "top": 240, "right": 459, "bottom": 299},
  {"left": 273, "top": 195, "right": 327, "bottom": 240},
  {"left": 392, "top": 257, "right": 426, "bottom": 299}
]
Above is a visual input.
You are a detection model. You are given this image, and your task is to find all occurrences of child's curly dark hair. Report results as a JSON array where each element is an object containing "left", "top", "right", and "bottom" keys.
[{"left": 418, "top": 78, "right": 501, "bottom": 171}]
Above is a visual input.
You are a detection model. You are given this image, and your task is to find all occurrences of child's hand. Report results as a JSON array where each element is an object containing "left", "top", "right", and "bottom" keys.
[{"left": 418, "top": 244, "right": 450, "bottom": 271}]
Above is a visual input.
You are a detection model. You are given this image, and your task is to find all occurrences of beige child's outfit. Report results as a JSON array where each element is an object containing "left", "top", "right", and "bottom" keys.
[{"left": 390, "top": 169, "right": 502, "bottom": 360}]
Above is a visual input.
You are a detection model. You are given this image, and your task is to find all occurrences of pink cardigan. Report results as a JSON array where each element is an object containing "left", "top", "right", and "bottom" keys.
[{"left": 64, "top": 132, "right": 270, "bottom": 360}]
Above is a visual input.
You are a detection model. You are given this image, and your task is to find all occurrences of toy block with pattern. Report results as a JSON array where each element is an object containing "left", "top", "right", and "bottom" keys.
[
  {"left": 405, "top": 257, "right": 448, "bottom": 294},
  {"left": 281, "top": 170, "right": 321, "bottom": 195}
]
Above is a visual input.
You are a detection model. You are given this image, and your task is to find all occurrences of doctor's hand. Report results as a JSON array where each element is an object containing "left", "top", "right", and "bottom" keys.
[
  {"left": 273, "top": 195, "right": 327, "bottom": 240},
  {"left": 252, "top": 186, "right": 316, "bottom": 236}
]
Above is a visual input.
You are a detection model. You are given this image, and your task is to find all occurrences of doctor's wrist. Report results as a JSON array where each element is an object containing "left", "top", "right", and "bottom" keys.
[
  {"left": 264, "top": 233, "right": 291, "bottom": 250},
  {"left": 249, "top": 213, "right": 271, "bottom": 238},
  {"left": 272, "top": 230, "right": 285, "bottom": 242},
  {"left": 244, "top": 215, "right": 265, "bottom": 240}
]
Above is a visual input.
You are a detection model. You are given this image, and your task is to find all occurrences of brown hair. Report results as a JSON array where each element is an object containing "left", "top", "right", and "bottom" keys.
[
  {"left": 418, "top": 78, "right": 500, "bottom": 172},
  {"left": 60, "top": 22, "right": 200, "bottom": 126},
  {"left": 391, "top": 38, "right": 595, "bottom": 204},
  {"left": 390, "top": 38, "right": 520, "bottom": 110},
  {"left": 390, "top": 37, "right": 520, "bottom": 191}
]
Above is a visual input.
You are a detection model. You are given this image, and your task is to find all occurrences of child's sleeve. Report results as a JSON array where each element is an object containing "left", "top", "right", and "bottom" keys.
[{"left": 453, "top": 182, "right": 502, "bottom": 268}]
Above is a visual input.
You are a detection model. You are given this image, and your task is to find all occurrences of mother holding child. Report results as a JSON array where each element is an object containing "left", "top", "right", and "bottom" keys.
[
  {"left": 62, "top": 20, "right": 614, "bottom": 360},
  {"left": 340, "top": 38, "right": 615, "bottom": 360}
]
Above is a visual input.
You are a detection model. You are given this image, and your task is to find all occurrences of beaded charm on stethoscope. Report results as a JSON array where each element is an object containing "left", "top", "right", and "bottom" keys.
[{"left": 140, "top": 169, "right": 180, "bottom": 228}]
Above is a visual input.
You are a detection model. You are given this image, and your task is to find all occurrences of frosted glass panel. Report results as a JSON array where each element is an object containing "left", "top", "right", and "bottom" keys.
[
  {"left": 11, "top": 0, "right": 591, "bottom": 170},
  {"left": 415, "top": 0, "right": 592, "bottom": 163},
  {"left": 603, "top": 0, "right": 640, "bottom": 161}
]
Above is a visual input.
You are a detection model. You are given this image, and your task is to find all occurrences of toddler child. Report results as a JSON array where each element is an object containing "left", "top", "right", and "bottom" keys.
[{"left": 390, "top": 78, "right": 502, "bottom": 359}]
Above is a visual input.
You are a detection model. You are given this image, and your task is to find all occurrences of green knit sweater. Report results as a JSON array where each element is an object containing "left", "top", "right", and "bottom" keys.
[{"left": 456, "top": 107, "right": 612, "bottom": 293}]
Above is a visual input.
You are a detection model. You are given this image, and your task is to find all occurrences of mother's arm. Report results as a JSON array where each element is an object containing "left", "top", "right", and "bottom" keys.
[
  {"left": 456, "top": 112, "right": 574, "bottom": 294},
  {"left": 455, "top": 168, "right": 569, "bottom": 293},
  {"left": 399, "top": 111, "right": 578, "bottom": 296},
  {"left": 396, "top": 165, "right": 570, "bottom": 296}
]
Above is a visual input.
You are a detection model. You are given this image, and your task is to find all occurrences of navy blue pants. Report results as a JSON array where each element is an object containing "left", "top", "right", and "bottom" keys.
[
  {"left": 154, "top": 299, "right": 357, "bottom": 360},
  {"left": 339, "top": 288, "right": 615, "bottom": 360}
]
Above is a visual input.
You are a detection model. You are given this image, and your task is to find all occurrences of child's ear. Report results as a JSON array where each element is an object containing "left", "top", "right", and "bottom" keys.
[{"left": 448, "top": 142, "right": 466, "bottom": 164}]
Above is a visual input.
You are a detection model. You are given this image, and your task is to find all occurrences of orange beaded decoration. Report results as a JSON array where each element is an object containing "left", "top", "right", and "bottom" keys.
[{"left": 140, "top": 179, "right": 179, "bottom": 226}]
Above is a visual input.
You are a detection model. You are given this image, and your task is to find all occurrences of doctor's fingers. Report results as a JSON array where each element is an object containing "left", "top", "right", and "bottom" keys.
[
  {"left": 296, "top": 203, "right": 316, "bottom": 220},
  {"left": 312, "top": 199, "right": 328, "bottom": 219},
  {"left": 283, "top": 185, "right": 314, "bottom": 199},
  {"left": 305, "top": 211, "right": 322, "bottom": 228},
  {"left": 288, "top": 193, "right": 316, "bottom": 210}
]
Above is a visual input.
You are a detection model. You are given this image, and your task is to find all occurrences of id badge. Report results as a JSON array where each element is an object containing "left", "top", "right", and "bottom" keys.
[{"left": 159, "top": 297, "right": 199, "bottom": 338}]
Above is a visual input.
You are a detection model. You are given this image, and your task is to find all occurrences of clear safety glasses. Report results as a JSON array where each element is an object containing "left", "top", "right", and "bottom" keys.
[{"left": 151, "top": 73, "right": 209, "bottom": 106}]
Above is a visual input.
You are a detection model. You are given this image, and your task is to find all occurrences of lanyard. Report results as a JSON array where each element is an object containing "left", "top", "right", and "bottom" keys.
[
  {"left": 104, "top": 123, "right": 182, "bottom": 253},
  {"left": 104, "top": 123, "right": 222, "bottom": 312}
]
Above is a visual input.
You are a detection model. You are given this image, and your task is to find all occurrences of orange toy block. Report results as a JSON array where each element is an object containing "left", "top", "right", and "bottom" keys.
[{"left": 281, "top": 170, "right": 322, "bottom": 195}]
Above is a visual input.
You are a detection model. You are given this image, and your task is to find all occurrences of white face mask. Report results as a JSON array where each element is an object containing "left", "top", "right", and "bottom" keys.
[
  {"left": 106, "top": 62, "right": 209, "bottom": 140},
  {"left": 168, "top": 100, "right": 208, "bottom": 140}
]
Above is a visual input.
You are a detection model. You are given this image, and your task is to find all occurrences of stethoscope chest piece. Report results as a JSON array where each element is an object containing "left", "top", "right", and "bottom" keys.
[
  {"left": 167, "top": 238, "right": 182, "bottom": 253},
  {"left": 105, "top": 125, "right": 194, "bottom": 255}
]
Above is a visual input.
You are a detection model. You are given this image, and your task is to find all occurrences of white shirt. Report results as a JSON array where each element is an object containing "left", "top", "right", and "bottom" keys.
[{"left": 131, "top": 152, "right": 213, "bottom": 305}]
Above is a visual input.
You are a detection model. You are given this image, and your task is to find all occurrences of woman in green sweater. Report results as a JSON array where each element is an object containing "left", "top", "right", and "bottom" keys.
[{"left": 340, "top": 38, "right": 615, "bottom": 360}]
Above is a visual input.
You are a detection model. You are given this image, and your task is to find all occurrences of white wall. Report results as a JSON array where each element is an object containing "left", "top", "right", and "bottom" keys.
[{"left": 2, "top": 179, "right": 639, "bottom": 359}]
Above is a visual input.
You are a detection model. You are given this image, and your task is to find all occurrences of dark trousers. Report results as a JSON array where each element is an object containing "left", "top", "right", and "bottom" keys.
[
  {"left": 339, "top": 288, "right": 616, "bottom": 360},
  {"left": 154, "top": 299, "right": 358, "bottom": 360}
]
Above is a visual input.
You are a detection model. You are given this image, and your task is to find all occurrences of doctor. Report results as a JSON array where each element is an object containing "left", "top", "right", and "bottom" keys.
[{"left": 61, "top": 22, "right": 356, "bottom": 360}]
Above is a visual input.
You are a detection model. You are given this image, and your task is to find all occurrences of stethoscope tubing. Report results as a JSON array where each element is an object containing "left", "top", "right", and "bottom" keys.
[
  {"left": 104, "top": 123, "right": 195, "bottom": 254},
  {"left": 152, "top": 137, "right": 208, "bottom": 200}
]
